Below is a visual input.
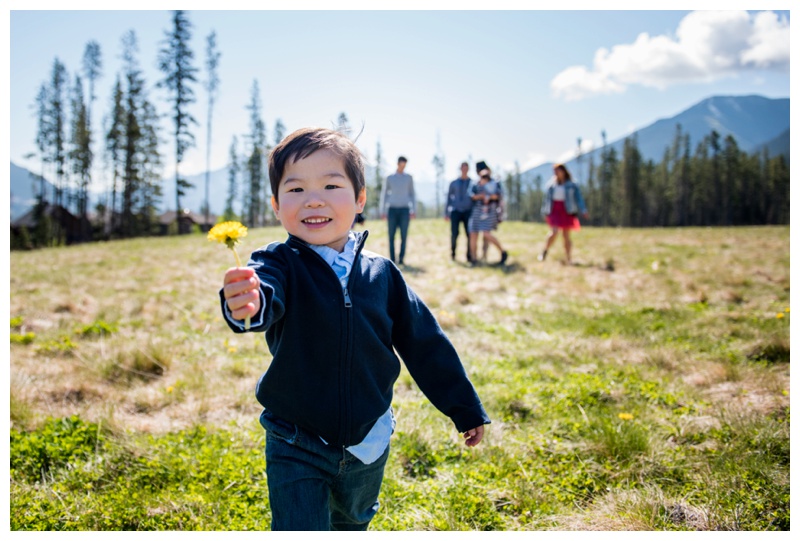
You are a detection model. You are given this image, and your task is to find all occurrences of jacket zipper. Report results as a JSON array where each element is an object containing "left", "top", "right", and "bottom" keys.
[{"left": 287, "top": 231, "right": 369, "bottom": 445}]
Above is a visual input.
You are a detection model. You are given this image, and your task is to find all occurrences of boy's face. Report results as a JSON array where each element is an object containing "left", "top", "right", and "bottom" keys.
[{"left": 271, "top": 148, "right": 366, "bottom": 252}]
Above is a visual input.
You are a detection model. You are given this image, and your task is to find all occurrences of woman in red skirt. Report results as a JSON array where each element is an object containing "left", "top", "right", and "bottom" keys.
[{"left": 539, "top": 163, "right": 588, "bottom": 265}]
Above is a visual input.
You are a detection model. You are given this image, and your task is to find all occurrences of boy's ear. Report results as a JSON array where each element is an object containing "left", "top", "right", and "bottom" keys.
[
  {"left": 271, "top": 195, "right": 280, "bottom": 215},
  {"left": 356, "top": 188, "right": 366, "bottom": 212}
]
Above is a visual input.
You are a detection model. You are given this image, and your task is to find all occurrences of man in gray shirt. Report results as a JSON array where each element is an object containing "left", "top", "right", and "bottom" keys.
[
  {"left": 380, "top": 156, "right": 416, "bottom": 265},
  {"left": 445, "top": 162, "right": 474, "bottom": 263}
]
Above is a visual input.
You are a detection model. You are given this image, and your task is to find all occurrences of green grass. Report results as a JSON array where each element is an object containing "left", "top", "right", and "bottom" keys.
[{"left": 8, "top": 220, "right": 790, "bottom": 530}]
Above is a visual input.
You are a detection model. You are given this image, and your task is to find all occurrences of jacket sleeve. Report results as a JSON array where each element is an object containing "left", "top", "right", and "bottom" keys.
[
  {"left": 388, "top": 269, "right": 491, "bottom": 432},
  {"left": 219, "top": 244, "right": 287, "bottom": 334}
]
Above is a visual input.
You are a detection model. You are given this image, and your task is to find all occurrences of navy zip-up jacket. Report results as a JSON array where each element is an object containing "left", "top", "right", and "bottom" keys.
[{"left": 220, "top": 230, "right": 490, "bottom": 447}]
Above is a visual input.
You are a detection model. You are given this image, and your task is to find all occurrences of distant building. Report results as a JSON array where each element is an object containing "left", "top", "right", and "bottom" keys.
[
  {"left": 158, "top": 209, "right": 217, "bottom": 235},
  {"left": 11, "top": 203, "right": 82, "bottom": 245}
]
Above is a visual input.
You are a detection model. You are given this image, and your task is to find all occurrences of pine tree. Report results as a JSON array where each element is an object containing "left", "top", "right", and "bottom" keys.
[
  {"left": 432, "top": 132, "right": 445, "bottom": 217},
  {"left": 158, "top": 9, "right": 199, "bottom": 232},
  {"left": 121, "top": 30, "right": 145, "bottom": 237},
  {"left": 224, "top": 135, "right": 240, "bottom": 222},
  {"left": 81, "top": 40, "right": 102, "bottom": 155},
  {"left": 274, "top": 118, "right": 286, "bottom": 147},
  {"left": 33, "top": 82, "right": 50, "bottom": 206},
  {"left": 619, "top": 135, "right": 642, "bottom": 226},
  {"left": 105, "top": 76, "right": 125, "bottom": 236},
  {"left": 48, "top": 59, "right": 68, "bottom": 212},
  {"left": 245, "top": 80, "right": 266, "bottom": 227},
  {"left": 138, "top": 100, "right": 163, "bottom": 236},
  {"left": 368, "top": 140, "right": 384, "bottom": 218},
  {"left": 337, "top": 112, "right": 350, "bottom": 133},
  {"left": 69, "top": 74, "right": 92, "bottom": 241},
  {"left": 203, "top": 30, "right": 221, "bottom": 229}
]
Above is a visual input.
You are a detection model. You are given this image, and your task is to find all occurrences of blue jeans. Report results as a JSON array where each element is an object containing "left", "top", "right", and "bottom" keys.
[
  {"left": 387, "top": 207, "right": 410, "bottom": 264},
  {"left": 260, "top": 409, "right": 389, "bottom": 531}
]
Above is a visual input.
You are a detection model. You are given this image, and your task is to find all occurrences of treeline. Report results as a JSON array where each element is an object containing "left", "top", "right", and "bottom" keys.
[
  {"left": 14, "top": 10, "right": 290, "bottom": 250},
  {"left": 500, "top": 126, "right": 789, "bottom": 227}
]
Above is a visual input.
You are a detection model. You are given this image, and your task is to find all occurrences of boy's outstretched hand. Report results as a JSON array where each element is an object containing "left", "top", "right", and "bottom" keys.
[
  {"left": 223, "top": 267, "right": 261, "bottom": 321},
  {"left": 462, "top": 425, "right": 484, "bottom": 447}
]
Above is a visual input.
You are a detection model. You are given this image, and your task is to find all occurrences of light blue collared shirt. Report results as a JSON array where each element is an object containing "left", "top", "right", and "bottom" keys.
[{"left": 309, "top": 232, "right": 395, "bottom": 464}]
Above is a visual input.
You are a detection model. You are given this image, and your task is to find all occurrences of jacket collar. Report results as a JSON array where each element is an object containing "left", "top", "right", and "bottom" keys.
[{"left": 286, "top": 229, "right": 369, "bottom": 255}]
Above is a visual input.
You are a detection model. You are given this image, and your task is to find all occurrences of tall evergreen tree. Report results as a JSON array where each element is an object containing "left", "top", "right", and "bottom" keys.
[
  {"left": 224, "top": 135, "right": 240, "bottom": 222},
  {"left": 69, "top": 74, "right": 92, "bottom": 240},
  {"left": 432, "top": 132, "right": 445, "bottom": 216},
  {"left": 274, "top": 118, "right": 286, "bottom": 147},
  {"left": 105, "top": 76, "right": 125, "bottom": 235},
  {"left": 138, "top": 100, "right": 164, "bottom": 235},
  {"left": 48, "top": 58, "right": 68, "bottom": 213},
  {"left": 121, "top": 30, "right": 145, "bottom": 237},
  {"left": 619, "top": 135, "right": 642, "bottom": 226},
  {"left": 245, "top": 80, "right": 266, "bottom": 227},
  {"left": 33, "top": 82, "right": 50, "bottom": 205},
  {"left": 81, "top": 40, "right": 102, "bottom": 144},
  {"left": 157, "top": 9, "right": 199, "bottom": 232},
  {"left": 368, "top": 139, "right": 384, "bottom": 217},
  {"left": 203, "top": 30, "right": 221, "bottom": 228},
  {"left": 337, "top": 112, "right": 350, "bottom": 133}
]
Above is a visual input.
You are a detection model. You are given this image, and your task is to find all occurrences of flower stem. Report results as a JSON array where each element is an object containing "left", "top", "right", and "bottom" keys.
[{"left": 232, "top": 247, "right": 251, "bottom": 330}]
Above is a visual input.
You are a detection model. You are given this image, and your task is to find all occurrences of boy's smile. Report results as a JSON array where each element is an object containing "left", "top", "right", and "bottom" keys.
[{"left": 271, "top": 148, "right": 366, "bottom": 252}]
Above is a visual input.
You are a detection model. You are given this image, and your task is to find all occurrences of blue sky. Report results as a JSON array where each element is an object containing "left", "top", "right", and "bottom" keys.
[{"left": 4, "top": 2, "right": 793, "bottom": 200}]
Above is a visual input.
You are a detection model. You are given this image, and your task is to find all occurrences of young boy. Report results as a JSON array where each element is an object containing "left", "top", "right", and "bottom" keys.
[{"left": 220, "top": 127, "right": 490, "bottom": 531}]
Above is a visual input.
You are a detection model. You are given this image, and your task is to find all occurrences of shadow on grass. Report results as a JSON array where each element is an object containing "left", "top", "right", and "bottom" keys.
[{"left": 398, "top": 263, "right": 426, "bottom": 275}]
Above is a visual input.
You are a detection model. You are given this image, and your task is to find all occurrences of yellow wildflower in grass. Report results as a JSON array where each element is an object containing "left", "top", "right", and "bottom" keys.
[
  {"left": 618, "top": 412, "right": 634, "bottom": 421},
  {"left": 785, "top": 307, "right": 790, "bottom": 313},
  {"left": 776, "top": 313, "right": 784, "bottom": 319},
  {"left": 208, "top": 221, "right": 250, "bottom": 329},
  {"left": 167, "top": 386, "right": 174, "bottom": 394}
]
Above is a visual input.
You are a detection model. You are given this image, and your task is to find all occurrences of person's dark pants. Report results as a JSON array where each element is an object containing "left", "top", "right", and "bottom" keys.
[
  {"left": 449, "top": 209, "right": 472, "bottom": 261},
  {"left": 387, "top": 207, "right": 410, "bottom": 264},
  {"left": 261, "top": 410, "right": 389, "bottom": 531}
]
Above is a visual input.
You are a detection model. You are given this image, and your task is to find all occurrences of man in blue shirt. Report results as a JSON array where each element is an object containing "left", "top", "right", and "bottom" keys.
[{"left": 445, "top": 162, "right": 474, "bottom": 263}]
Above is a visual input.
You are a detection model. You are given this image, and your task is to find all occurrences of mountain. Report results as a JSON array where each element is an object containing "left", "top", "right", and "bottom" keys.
[
  {"left": 10, "top": 162, "right": 48, "bottom": 221},
  {"left": 521, "top": 94, "right": 789, "bottom": 185},
  {"left": 760, "top": 128, "right": 790, "bottom": 160},
  {"left": 10, "top": 95, "right": 790, "bottom": 221}
]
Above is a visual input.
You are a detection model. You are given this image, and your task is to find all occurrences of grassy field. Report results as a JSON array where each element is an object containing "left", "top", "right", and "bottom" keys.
[{"left": 8, "top": 219, "right": 790, "bottom": 531}]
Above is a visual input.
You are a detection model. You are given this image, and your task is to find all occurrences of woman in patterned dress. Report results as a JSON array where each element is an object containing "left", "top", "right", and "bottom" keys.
[{"left": 468, "top": 168, "right": 508, "bottom": 266}]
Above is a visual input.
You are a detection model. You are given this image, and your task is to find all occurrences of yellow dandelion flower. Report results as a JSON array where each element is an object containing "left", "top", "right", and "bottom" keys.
[
  {"left": 228, "top": 346, "right": 237, "bottom": 353},
  {"left": 618, "top": 412, "right": 634, "bottom": 421},
  {"left": 785, "top": 307, "right": 790, "bottom": 313},
  {"left": 208, "top": 221, "right": 250, "bottom": 329},
  {"left": 776, "top": 313, "right": 784, "bottom": 319},
  {"left": 167, "top": 386, "right": 174, "bottom": 394},
  {"left": 208, "top": 221, "right": 248, "bottom": 264}
]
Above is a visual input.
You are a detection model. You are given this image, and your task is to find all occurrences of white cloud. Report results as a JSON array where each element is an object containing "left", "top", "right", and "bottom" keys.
[{"left": 551, "top": 10, "right": 790, "bottom": 101}]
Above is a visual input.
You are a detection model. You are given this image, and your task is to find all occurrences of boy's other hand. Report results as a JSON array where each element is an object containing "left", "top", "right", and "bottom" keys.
[
  {"left": 463, "top": 425, "right": 484, "bottom": 447},
  {"left": 223, "top": 267, "right": 261, "bottom": 320}
]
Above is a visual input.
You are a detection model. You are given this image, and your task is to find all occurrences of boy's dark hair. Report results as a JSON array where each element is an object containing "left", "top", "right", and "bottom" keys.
[
  {"left": 398, "top": 156, "right": 407, "bottom": 163},
  {"left": 268, "top": 127, "right": 366, "bottom": 202}
]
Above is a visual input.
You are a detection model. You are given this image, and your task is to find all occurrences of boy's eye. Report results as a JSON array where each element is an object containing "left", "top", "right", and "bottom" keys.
[
  {"left": 325, "top": 184, "right": 342, "bottom": 190},
  {"left": 287, "top": 187, "right": 303, "bottom": 193}
]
